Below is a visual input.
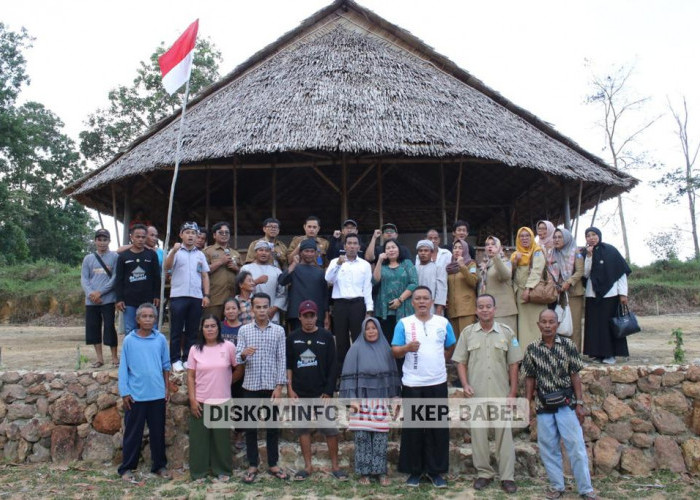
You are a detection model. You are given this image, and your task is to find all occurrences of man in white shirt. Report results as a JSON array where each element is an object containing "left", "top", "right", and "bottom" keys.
[
  {"left": 422, "top": 229, "right": 452, "bottom": 269},
  {"left": 415, "top": 240, "right": 447, "bottom": 316},
  {"left": 325, "top": 234, "right": 373, "bottom": 366},
  {"left": 391, "top": 286, "right": 456, "bottom": 488},
  {"left": 240, "top": 241, "right": 287, "bottom": 324}
]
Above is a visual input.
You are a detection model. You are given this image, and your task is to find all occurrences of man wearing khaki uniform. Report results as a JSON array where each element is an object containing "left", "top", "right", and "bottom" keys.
[
  {"left": 452, "top": 294, "right": 522, "bottom": 494},
  {"left": 204, "top": 222, "right": 241, "bottom": 318}
]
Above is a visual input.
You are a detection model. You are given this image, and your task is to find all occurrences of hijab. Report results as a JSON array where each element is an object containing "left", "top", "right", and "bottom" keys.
[
  {"left": 339, "top": 318, "right": 401, "bottom": 399},
  {"left": 446, "top": 238, "right": 470, "bottom": 275},
  {"left": 479, "top": 236, "right": 506, "bottom": 294},
  {"left": 536, "top": 220, "right": 556, "bottom": 251},
  {"left": 551, "top": 228, "right": 577, "bottom": 283},
  {"left": 511, "top": 227, "right": 542, "bottom": 267},
  {"left": 584, "top": 227, "right": 632, "bottom": 298}
]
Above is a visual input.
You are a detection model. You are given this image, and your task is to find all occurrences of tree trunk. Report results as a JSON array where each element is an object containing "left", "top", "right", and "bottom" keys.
[
  {"left": 688, "top": 189, "right": 700, "bottom": 260},
  {"left": 617, "top": 195, "right": 631, "bottom": 262}
]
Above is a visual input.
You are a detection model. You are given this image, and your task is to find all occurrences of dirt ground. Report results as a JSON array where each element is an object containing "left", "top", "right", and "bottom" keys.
[{"left": 0, "top": 313, "right": 699, "bottom": 371}]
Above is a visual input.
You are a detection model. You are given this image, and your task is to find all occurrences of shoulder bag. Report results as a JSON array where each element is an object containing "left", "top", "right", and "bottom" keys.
[{"left": 610, "top": 303, "right": 641, "bottom": 339}]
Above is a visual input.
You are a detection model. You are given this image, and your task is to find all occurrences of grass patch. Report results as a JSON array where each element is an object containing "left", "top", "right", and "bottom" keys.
[{"left": 629, "top": 259, "right": 700, "bottom": 314}]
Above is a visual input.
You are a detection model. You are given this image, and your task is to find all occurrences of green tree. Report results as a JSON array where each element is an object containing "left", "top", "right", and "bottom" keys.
[
  {"left": 0, "top": 23, "right": 92, "bottom": 265},
  {"left": 79, "top": 38, "right": 222, "bottom": 165}
]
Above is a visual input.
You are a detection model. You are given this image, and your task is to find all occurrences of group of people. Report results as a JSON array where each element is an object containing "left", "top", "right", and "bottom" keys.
[{"left": 79, "top": 214, "right": 633, "bottom": 497}]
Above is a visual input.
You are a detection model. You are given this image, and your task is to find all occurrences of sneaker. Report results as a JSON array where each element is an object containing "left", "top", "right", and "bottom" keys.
[
  {"left": 406, "top": 474, "right": 421, "bottom": 487},
  {"left": 172, "top": 360, "right": 184, "bottom": 372},
  {"left": 602, "top": 357, "right": 616, "bottom": 365},
  {"left": 427, "top": 473, "right": 447, "bottom": 488}
]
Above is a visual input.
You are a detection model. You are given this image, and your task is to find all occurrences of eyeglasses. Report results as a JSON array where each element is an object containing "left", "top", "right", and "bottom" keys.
[
  {"left": 265, "top": 225, "right": 279, "bottom": 230},
  {"left": 217, "top": 231, "right": 230, "bottom": 235},
  {"left": 384, "top": 229, "right": 397, "bottom": 234}
]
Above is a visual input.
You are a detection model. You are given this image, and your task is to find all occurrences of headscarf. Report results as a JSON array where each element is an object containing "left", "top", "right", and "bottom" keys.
[
  {"left": 511, "top": 227, "right": 542, "bottom": 267},
  {"left": 446, "top": 238, "right": 470, "bottom": 275},
  {"left": 536, "top": 220, "right": 556, "bottom": 251},
  {"left": 339, "top": 318, "right": 401, "bottom": 399},
  {"left": 551, "top": 228, "right": 577, "bottom": 283},
  {"left": 584, "top": 227, "right": 632, "bottom": 299},
  {"left": 479, "top": 235, "right": 505, "bottom": 294}
]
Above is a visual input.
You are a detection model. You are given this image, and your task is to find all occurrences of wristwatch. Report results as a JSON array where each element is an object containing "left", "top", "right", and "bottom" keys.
[{"left": 573, "top": 399, "right": 584, "bottom": 405}]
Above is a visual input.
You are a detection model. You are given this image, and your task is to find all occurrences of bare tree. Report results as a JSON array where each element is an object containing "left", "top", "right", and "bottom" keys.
[
  {"left": 656, "top": 97, "right": 700, "bottom": 260},
  {"left": 586, "top": 64, "right": 659, "bottom": 262}
]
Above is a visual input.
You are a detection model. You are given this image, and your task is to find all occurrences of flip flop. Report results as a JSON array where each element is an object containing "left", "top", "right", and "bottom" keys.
[
  {"left": 268, "top": 468, "right": 289, "bottom": 480},
  {"left": 379, "top": 475, "right": 391, "bottom": 486},
  {"left": 332, "top": 469, "right": 349, "bottom": 481},
  {"left": 358, "top": 476, "right": 371, "bottom": 485},
  {"left": 242, "top": 469, "right": 258, "bottom": 484},
  {"left": 293, "top": 470, "right": 310, "bottom": 481},
  {"left": 90, "top": 361, "right": 104, "bottom": 368}
]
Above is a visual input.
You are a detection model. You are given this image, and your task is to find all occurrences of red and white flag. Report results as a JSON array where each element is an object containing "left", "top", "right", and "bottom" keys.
[{"left": 158, "top": 19, "right": 199, "bottom": 95}]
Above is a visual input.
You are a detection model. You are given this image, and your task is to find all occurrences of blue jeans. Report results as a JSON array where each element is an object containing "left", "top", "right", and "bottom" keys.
[
  {"left": 537, "top": 406, "right": 593, "bottom": 495},
  {"left": 124, "top": 306, "right": 138, "bottom": 335}
]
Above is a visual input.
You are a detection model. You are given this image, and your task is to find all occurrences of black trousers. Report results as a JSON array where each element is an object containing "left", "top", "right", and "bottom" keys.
[
  {"left": 244, "top": 389, "right": 279, "bottom": 467},
  {"left": 332, "top": 298, "right": 366, "bottom": 366},
  {"left": 398, "top": 382, "right": 449, "bottom": 475},
  {"left": 85, "top": 303, "right": 117, "bottom": 346},
  {"left": 118, "top": 399, "right": 166, "bottom": 475},
  {"left": 169, "top": 296, "right": 202, "bottom": 363}
]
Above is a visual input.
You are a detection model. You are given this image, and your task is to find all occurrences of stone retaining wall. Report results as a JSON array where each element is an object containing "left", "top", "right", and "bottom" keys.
[{"left": 1, "top": 365, "right": 699, "bottom": 476}]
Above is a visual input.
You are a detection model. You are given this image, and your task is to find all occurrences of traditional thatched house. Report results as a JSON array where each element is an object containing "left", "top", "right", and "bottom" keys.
[{"left": 65, "top": 0, "right": 637, "bottom": 247}]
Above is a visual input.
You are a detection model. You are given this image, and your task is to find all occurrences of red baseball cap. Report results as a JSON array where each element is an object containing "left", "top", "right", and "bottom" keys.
[{"left": 298, "top": 300, "right": 318, "bottom": 316}]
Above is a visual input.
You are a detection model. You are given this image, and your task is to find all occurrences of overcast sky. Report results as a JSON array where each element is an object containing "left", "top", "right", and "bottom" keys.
[{"left": 3, "top": 0, "right": 699, "bottom": 264}]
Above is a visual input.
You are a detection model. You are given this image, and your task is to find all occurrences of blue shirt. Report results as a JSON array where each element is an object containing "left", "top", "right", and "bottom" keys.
[
  {"left": 170, "top": 246, "right": 210, "bottom": 298},
  {"left": 118, "top": 329, "right": 171, "bottom": 401}
]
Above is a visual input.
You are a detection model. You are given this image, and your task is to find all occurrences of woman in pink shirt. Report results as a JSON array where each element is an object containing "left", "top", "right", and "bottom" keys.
[{"left": 187, "top": 314, "right": 239, "bottom": 481}]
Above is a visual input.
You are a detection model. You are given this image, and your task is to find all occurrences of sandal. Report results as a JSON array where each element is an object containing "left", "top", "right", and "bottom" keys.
[
  {"left": 215, "top": 474, "right": 230, "bottom": 482},
  {"left": 545, "top": 489, "right": 565, "bottom": 499},
  {"left": 268, "top": 467, "right": 289, "bottom": 480},
  {"left": 91, "top": 361, "right": 104, "bottom": 369},
  {"left": 332, "top": 469, "right": 349, "bottom": 481},
  {"left": 379, "top": 475, "right": 391, "bottom": 486},
  {"left": 121, "top": 470, "right": 137, "bottom": 483},
  {"left": 358, "top": 475, "right": 371, "bottom": 485},
  {"left": 294, "top": 470, "right": 310, "bottom": 481},
  {"left": 242, "top": 469, "right": 258, "bottom": 484}
]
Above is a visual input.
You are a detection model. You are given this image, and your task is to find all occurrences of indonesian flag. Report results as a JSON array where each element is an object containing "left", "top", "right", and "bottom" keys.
[{"left": 158, "top": 19, "right": 199, "bottom": 95}]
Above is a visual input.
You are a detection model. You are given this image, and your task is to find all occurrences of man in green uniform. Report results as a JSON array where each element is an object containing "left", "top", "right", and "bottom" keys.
[{"left": 452, "top": 294, "right": 522, "bottom": 494}]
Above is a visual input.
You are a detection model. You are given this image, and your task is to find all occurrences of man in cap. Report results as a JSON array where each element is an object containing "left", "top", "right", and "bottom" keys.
[
  {"left": 279, "top": 238, "right": 329, "bottom": 332},
  {"left": 365, "top": 222, "right": 412, "bottom": 263},
  {"left": 203, "top": 221, "right": 241, "bottom": 319},
  {"left": 164, "top": 221, "right": 211, "bottom": 372},
  {"left": 245, "top": 217, "right": 288, "bottom": 269},
  {"left": 286, "top": 300, "right": 345, "bottom": 480},
  {"left": 328, "top": 219, "right": 365, "bottom": 260},
  {"left": 81, "top": 229, "right": 119, "bottom": 367},
  {"left": 287, "top": 216, "right": 330, "bottom": 268},
  {"left": 415, "top": 239, "right": 447, "bottom": 316},
  {"left": 325, "top": 233, "right": 373, "bottom": 366},
  {"left": 240, "top": 240, "right": 287, "bottom": 324}
]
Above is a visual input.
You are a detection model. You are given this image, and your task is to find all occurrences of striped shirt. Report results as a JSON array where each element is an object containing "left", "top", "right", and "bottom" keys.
[{"left": 235, "top": 320, "right": 287, "bottom": 391}]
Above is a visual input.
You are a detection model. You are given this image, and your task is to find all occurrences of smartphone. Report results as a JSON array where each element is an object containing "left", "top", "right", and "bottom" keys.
[{"left": 339, "top": 250, "right": 346, "bottom": 256}]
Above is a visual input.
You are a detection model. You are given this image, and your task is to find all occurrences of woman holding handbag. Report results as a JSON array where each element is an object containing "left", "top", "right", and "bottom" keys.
[
  {"left": 511, "top": 227, "right": 547, "bottom": 347},
  {"left": 583, "top": 227, "right": 632, "bottom": 364},
  {"left": 551, "top": 228, "right": 585, "bottom": 351}
]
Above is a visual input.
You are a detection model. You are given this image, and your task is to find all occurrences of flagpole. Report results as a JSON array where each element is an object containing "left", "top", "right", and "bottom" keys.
[{"left": 159, "top": 79, "right": 191, "bottom": 329}]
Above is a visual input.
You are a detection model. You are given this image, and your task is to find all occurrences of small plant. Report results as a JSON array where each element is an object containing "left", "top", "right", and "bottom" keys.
[
  {"left": 75, "top": 345, "right": 89, "bottom": 370},
  {"left": 671, "top": 328, "right": 685, "bottom": 363}
]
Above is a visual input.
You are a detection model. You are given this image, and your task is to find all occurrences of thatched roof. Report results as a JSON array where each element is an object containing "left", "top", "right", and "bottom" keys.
[{"left": 65, "top": 0, "right": 636, "bottom": 240}]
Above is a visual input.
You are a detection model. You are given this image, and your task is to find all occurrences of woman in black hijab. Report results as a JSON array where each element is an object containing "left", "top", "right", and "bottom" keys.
[{"left": 583, "top": 227, "right": 632, "bottom": 364}]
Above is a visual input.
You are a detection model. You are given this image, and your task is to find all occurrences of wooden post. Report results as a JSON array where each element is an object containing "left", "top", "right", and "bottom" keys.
[
  {"left": 454, "top": 160, "right": 463, "bottom": 221},
  {"left": 440, "top": 163, "right": 448, "bottom": 245},
  {"left": 111, "top": 185, "right": 121, "bottom": 247},
  {"left": 563, "top": 183, "right": 571, "bottom": 229},
  {"left": 590, "top": 190, "right": 603, "bottom": 227},
  {"left": 574, "top": 180, "right": 583, "bottom": 239},
  {"left": 341, "top": 154, "right": 348, "bottom": 222},
  {"left": 233, "top": 163, "right": 238, "bottom": 249},
  {"left": 377, "top": 162, "right": 383, "bottom": 228},
  {"left": 271, "top": 161, "right": 277, "bottom": 218},
  {"left": 205, "top": 169, "right": 211, "bottom": 228},
  {"left": 97, "top": 211, "right": 105, "bottom": 230},
  {"left": 122, "top": 184, "right": 131, "bottom": 247}
]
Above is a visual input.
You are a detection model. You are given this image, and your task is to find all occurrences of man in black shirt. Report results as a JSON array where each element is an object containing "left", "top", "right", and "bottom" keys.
[
  {"left": 115, "top": 224, "right": 161, "bottom": 335},
  {"left": 286, "top": 300, "right": 346, "bottom": 480}
]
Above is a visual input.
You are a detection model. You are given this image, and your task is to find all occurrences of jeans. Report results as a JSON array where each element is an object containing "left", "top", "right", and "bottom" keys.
[
  {"left": 537, "top": 406, "right": 593, "bottom": 494},
  {"left": 124, "top": 305, "right": 138, "bottom": 335}
]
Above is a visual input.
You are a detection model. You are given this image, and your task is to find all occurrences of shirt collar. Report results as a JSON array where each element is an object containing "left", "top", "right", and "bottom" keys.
[{"left": 474, "top": 321, "right": 502, "bottom": 334}]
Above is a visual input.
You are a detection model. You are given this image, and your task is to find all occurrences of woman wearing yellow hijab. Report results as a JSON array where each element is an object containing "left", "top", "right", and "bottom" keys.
[{"left": 511, "top": 227, "right": 547, "bottom": 346}]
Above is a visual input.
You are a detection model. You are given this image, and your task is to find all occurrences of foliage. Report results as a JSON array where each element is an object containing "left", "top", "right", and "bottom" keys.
[
  {"left": 653, "top": 97, "right": 700, "bottom": 260},
  {"left": 670, "top": 328, "right": 685, "bottom": 363},
  {"left": 0, "top": 23, "right": 93, "bottom": 266},
  {"left": 79, "top": 38, "right": 222, "bottom": 166},
  {"left": 645, "top": 229, "right": 680, "bottom": 261}
]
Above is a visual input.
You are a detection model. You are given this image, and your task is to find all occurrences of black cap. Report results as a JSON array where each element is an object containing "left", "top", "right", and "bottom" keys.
[
  {"left": 94, "top": 229, "right": 110, "bottom": 239},
  {"left": 342, "top": 219, "right": 358, "bottom": 227}
]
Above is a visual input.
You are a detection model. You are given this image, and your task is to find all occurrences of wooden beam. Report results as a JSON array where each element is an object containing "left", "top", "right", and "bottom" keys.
[
  {"left": 348, "top": 163, "right": 375, "bottom": 193},
  {"left": 377, "top": 162, "right": 383, "bottom": 227},
  {"left": 563, "top": 183, "right": 571, "bottom": 230},
  {"left": 111, "top": 184, "right": 121, "bottom": 247},
  {"left": 312, "top": 165, "right": 340, "bottom": 193},
  {"left": 454, "top": 161, "right": 463, "bottom": 221},
  {"left": 574, "top": 180, "right": 583, "bottom": 238},
  {"left": 233, "top": 164, "right": 238, "bottom": 248},
  {"left": 341, "top": 154, "right": 348, "bottom": 222},
  {"left": 272, "top": 161, "right": 277, "bottom": 218},
  {"left": 440, "top": 163, "right": 448, "bottom": 245},
  {"left": 205, "top": 169, "right": 211, "bottom": 228}
]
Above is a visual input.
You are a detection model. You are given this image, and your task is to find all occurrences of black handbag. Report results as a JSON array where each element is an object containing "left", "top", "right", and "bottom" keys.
[
  {"left": 537, "top": 387, "right": 573, "bottom": 411},
  {"left": 610, "top": 303, "right": 641, "bottom": 339}
]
